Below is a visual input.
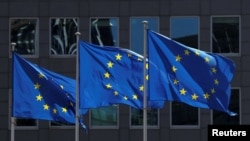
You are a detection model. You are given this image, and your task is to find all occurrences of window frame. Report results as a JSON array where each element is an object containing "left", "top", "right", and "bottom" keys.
[
  {"left": 9, "top": 17, "right": 39, "bottom": 58},
  {"left": 210, "top": 15, "right": 241, "bottom": 56},
  {"left": 49, "top": 17, "right": 79, "bottom": 57},
  {"left": 211, "top": 87, "right": 241, "bottom": 125},
  {"left": 129, "top": 16, "right": 160, "bottom": 129},
  {"left": 169, "top": 16, "right": 200, "bottom": 129},
  {"left": 88, "top": 17, "right": 119, "bottom": 129}
]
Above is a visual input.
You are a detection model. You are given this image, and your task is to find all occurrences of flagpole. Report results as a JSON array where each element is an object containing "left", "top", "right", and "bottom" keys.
[
  {"left": 11, "top": 42, "right": 16, "bottom": 141},
  {"left": 142, "top": 21, "right": 148, "bottom": 141},
  {"left": 75, "top": 32, "right": 81, "bottom": 141}
]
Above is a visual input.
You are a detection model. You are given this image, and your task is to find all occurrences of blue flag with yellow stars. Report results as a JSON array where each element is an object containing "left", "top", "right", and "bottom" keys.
[
  {"left": 79, "top": 41, "right": 165, "bottom": 110},
  {"left": 147, "top": 30, "right": 236, "bottom": 116},
  {"left": 12, "top": 52, "right": 80, "bottom": 124}
]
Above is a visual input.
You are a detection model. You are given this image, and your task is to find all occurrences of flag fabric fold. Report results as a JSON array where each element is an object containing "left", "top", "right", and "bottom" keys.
[
  {"left": 78, "top": 41, "right": 165, "bottom": 110},
  {"left": 147, "top": 30, "right": 236, "bottom": 115},
  {"left": 12, "top": 52, "right": 85, "bottom": 124}
]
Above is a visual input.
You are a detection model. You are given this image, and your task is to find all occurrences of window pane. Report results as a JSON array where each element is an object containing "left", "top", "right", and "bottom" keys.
[
  {"left": 90, "top": 18, "right": 118, "bottom": 127},
  {"left": 91, "top": 18, "right": 118, "bottom": 46},
  {"left": 170, "top": 17, "right": 199, "bottom": 49},
  {"left": 212, "top": 17, "right": 239, "bottom": 53},
  {"left": 171, "top": 102, "right": 198, "bottom": 125},
  {"left": 170, "top": 17, "right": 199, "bottom": 126},
  {"left": 50, "top": 18, "right": 78, "bottom": 55},
  {"left": 131, "top": 108, "right": 158, "bottom": 126},
  {"left": 91, "top": 106, "right": 118, "bottom": 126},
  {"left": 130, "top": 17, "right": 159, "bottom": 127},
  {"left": 213, "top": 89, "right": 240, "bottom": 125},
  {"left": 130, "top": 17, "right": 158, "bottom": 55},
  {"left": 16, "top": 118, "right": 37, "bottom": 126},
  {"left": 10, "top": 19, "right": 38, "bottom": 55}
]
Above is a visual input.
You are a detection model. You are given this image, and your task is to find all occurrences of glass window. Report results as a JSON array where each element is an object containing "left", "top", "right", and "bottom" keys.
[
  {"left": 130, "top": 17, "right": 158, "bottom": 55},
  {"left": 212, "top": 16, "right": 240, "bottom": 54},
  {"left": 130, "top": 17, "right": 159, "bottom": 127},
  {"left": 15, "top": 118, "right": 37, "bottom": 127},
  {"left": 130, "top": 108, "right": 159, "bottom": 127},
  {"left": 171, "top": 102, "right": 199, "bottom": 126},
  {"left": 170, "top": 16, "right": 199, "bottom": 127},
  {"left": 212, "top": 88, "right": 240, "bottom": 125},
  {"left": 90, "top": 18, "right": 118, "bottom": 46},
  {"left": 50, "top": 18, "right": 79, "bottom": 55},
  {"left": 10, "top": 18, "right": 39, "bottom": 55},
  {"left": 89, "top": 18, "right": 119, "bottom": 128},
  {"left": 170, "top": 16, "right": 199, "bottom": 49},
  {"left": 90, "top": 106, "right": 118, "bottom": 127}
]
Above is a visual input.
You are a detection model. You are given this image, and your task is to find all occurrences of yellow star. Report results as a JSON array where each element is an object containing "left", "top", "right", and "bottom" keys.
[
  {"left": 203, "top": 92, "right": 210, "bottom": 99},
  {"left": 145, "top": 63, "right": 148, "bottom": 70},
  {"left": 43, "top": 104, "right": 49, "bottom": 110},
  {"left": 123, "top": 96, "right": 128, "bottom": 100},
  {"left": 184, "top": 50, "right": 190, "bottom": 56},
  {"left": 34, "top": 83, "right": 40, "bottom": 89},
  {"left": 53, "top": 108, "right": 57, "bottom": 114},
  {"left": 211, "top": 88, "right": 216, "bottom": 94},
  {"left": 139, "top": 85, "right": 144, "bottom": 91},
  {"left": 173, "top": 79, "right": 179, "bottom": 85},
  {"left": 114, "top": 91, "right": 119, "bottom": 96},
  {"left": 212, "top": 67, "right": 217, "bottom": 74},
  {"left": 104, "top": 72, "right": 110, "bottom": 78},
  {"left": 106, "top": 83, "right": 112, "bottom": 89},
  {"left": 60, "top": 85, "right": 64, "bottom": 89},
  {"left": 204, "top": 57, "right": 210, "bottom": 63},
  {"left": 146, "top": 74, "right": 149, "bottom": 80},
  {"left": 195, "top": 50, "right": 200, "bottom": 56},
  {"left": 62, "top": 107, "right": 67, "bottom": 113},
  {"left": 127, "top": 53, "right": 132, "bottom": 57},
  {"left": 132, "top": 94, "right": 138, "bottom": 100},
  {"left": 172, "top": 66, "right": 177, "bottom": 72},
  {"left": 191, "top": 93, "right": 198, "bottom": 100},
  {"left": 176, "top": 55, "right": 182, "bottom": 62},
  {"left": 138, "top": 57, "right": 143, "bottom": 62},
  {"left": 179, "top": 88, "right": 187, "bottom": 95},
  {"left": 36, "top": 94, "right": 43, "bottom": 101},
  {"left": 115, "top": 53, "right": 122, "bottom": 60},
  {"left": 38, "top": 73, "right": 44, "bottom": 78},
  {"left": 214, "top": 79, "right": 219, "bottom": 85},
  {"left": 107, "top": 61, "right": 114, "bottom": 68}
]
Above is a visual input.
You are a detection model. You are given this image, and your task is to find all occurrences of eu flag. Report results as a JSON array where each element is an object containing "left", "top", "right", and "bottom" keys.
[
  {"left": 12, "top": 52, "right": 77, "bottom": 124},
  {"left": 79, "top": 41, "right": 165, "bottom": 110},
  {"left": 147, "top": 30, "right": 236, "bottom": 115}
]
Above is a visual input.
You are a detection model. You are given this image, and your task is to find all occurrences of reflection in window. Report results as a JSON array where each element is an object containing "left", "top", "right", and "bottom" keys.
[
  {"left": 170, "top": 16, "right": 199, "bottom": 126},
  {"left": 50, "top": 18, "right": 78, "bottom": 55},
  {"left": 131, "top": 108, "right": 158, "bottom": 126},
  {"left": 91, "top": 106, "right": 118, "bottom": 126},
  {"left": 212, "top": 16, "right": 240, "bottom": 53},
  {"left": 130, "top": 17, "right": 158, "bottom": 55},
  {"left": 91, "top": 18, "right": 118, "bottom": 46},
  {"left": 90, "top": 18, "right": 119, "bottom": 127},
  {"left": 130, "top": 17, "right": 159, "bottom": 127},
  {"left": 171, "top": 102, "right": 198, "bottom": 125},
  {"left": 170, "top": 16, "right": 199, "bottom": 49},
  {"left": 213, "top": 89, "right": 240, "bottom": 125},
  {"left": 10, "top": 19, "right": 38, "bottom": 55}
]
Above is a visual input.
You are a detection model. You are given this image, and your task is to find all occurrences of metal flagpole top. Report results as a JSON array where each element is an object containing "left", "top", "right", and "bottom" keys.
[
  {"left": 11, "top": 42, "right": 16, "bottom": 52},
  {"left": 75, "top": 32, "right": 81, "bottom": 36}
]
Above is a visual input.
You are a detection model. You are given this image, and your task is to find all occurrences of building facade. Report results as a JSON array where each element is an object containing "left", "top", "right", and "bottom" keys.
[{"left": 0, "top": 0, "right": 249, "bottom": 141}]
